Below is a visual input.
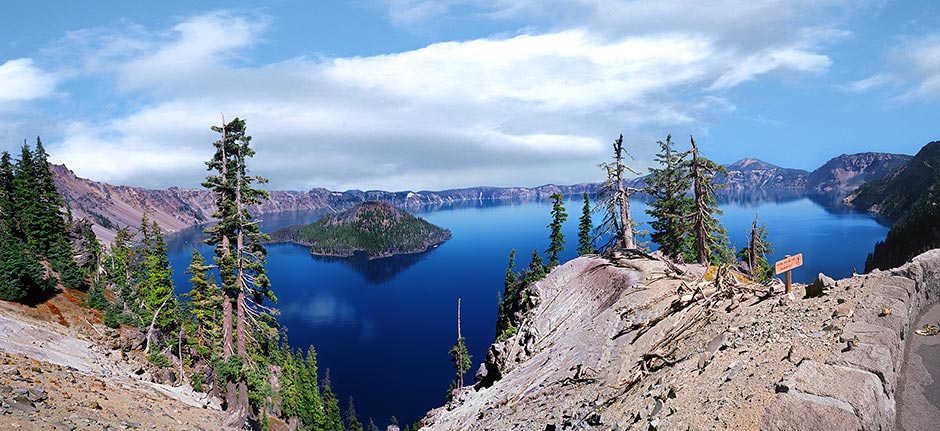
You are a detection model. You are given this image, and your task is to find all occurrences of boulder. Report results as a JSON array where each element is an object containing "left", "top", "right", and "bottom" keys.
[
  {"left": 152, "top": 368, "right": 177, "bottom": 385},
  {"left": 805, "top": 273, "right": 835, "bottom": 298}
]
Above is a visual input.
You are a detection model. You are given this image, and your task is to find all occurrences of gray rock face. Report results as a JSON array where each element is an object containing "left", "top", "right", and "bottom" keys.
[
  {"left": 761, "top": 249, "right": 940, "bottom": 431},
  {"left": 805, "top": 272, "right": 835, "bottom": 298},
  {"left": 152, "top": 368, "right": 177, "bottom": 385}
]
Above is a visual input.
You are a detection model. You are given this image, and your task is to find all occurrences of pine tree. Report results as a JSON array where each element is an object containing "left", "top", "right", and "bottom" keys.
[
  {"left": 596, "top": 135, "right": 638, "bottom": 252},
  {"left": 0, "top": 152, "right": 15, "bottom": 232},
  {"left": 495, "top": 249, "right": 518, "bottom": 340},
  {"left": 448, "top": 298, "right": 472, "bottom": 400},
  {"left": 522, "top": 248, "right": 546, "bottom": 285},
  {"left": 368, "top": 419, "right": 381, "bottom": 431},
  {"left": 576, "top": 193, "right": 593, "bottom": 255},
  {"left": 183, "top": 250, "right": 221, "bottom": 358},
  {"left": 203, "top": 117, "right": 274, "bottom": 426},
  {"left": 689, "top": 136, "right": 732, "bottom": 265},
  {"left": 737, "top": 213, "right": 774, "bottom": 281},
  {"left": 0, "top": 225, "right": 48, "bottom": 301},
  {"left": 545, "top": 193, "right": 568, "bottom": 267},
  {"left": 346, "top": 396, "right": 364, "bottom": 431},
  {"left": 645, "top": 134, "right": 695, "bottom": 262},
  {"left": 321, "top": 369, "right": 345, "bottom": 431},
  {"left": 298, "top": 346, "right": 325, "bottom": 428}
]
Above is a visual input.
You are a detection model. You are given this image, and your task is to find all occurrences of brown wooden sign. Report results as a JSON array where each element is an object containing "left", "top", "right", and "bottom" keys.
[{"left": 774, "top": 253, "right": 803, "bottom": 275}]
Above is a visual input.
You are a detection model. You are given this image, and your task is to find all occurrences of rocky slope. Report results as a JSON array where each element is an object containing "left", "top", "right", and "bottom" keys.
[
  {"left": 806, "top": 152, "right": 912, "bottom": 195},
  {"left": 845, "top": 142, "right": 940, "bottom": 219},
  {"left": 0, "top": 290, "right": 223, "bottom": 430},
  {"left": 421, "top": 249, "right": 940, "bottom": 430},
  {"left": 716, "top": 158, "right": 808, "bottom": 190}
]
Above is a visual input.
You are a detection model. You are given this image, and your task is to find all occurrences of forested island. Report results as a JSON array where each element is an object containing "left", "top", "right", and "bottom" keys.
[{"left": 269, "top": 201, "right": 452, "bottom": 259}]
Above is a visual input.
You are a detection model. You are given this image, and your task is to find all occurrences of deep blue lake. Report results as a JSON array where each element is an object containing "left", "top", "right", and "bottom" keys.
[{"left": 165, "top": 193, "right": 889, "bottom": 427}]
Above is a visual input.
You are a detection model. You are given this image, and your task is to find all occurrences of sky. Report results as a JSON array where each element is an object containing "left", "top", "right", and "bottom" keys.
[{"left": 1, "top": 0, "right": 939, "bottom": 191}]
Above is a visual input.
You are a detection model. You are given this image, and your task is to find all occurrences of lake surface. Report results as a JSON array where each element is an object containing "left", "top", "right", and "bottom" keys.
[{"left": 165, "top": 194, "right": 889, "bottom": 426}]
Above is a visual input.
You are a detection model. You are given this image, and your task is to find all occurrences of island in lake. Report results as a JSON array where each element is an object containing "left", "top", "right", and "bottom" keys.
[{"left": 269, "top": 201, "right": 452, "bottom": 259}]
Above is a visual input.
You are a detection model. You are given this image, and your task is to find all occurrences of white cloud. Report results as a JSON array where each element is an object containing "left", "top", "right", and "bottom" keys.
[
  {"left": 838, "top": 74, "right": 893, "bottom": 93},
  {"left": 889, "top": 35, "right": 940, "bottom": 102},
  {"left": 46, "top": 5, "right": 849, "bottom": 190},
  {"left": 0, "top": 58, "right": 57, "bottom": 105}
]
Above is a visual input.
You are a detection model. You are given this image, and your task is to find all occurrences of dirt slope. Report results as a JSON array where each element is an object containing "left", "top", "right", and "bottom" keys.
[{"left": 0, "top": 292, "right": 223, "bottom": 430}]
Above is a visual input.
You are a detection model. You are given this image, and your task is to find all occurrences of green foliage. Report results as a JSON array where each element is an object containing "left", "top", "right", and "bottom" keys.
[
  {"left": 645, "top": 135, "right": 695, "bottom": 262},
  {"left": 577, "top": 193, "right": 594, "bottom": 255},
  {"left": 689, "top": 137, "right": 732, "bottom": 265},
  {"left": 85, "top": 283, "right": 109, "bottom": 310},
  {"left": 0, "top": 140, "right": 85, "bottom": 300},
  {"left": 448, "top": 335, "right": 471, "bottom": 399},
  {"left": 0, "top": 226, "right": 50, "bottom": 301},
  {"left": 545, "top": 193, "right": 568, "bottom": 267},
  {"left": 273, "top": 202, "right": 450, "bottom": 258},
  {"left": 321, "top": 370, "right": 344, "bottom": 431},
  {"left": 147, "top": 353, "right": 172, "bottom": 368},
  {"left": 495, "top": 324, "right": 517, "bottom": 343},
  {"left": 522, "top": 249, "right": 546, "bottom": 285},
  {"left": 737, "top": 214, "right": 774, "bottom": 282},
  {"left": 103, "top": 305, "right": 122, "bottom": 329},
  {"left": 192, "top": 371, "right": 205, "bottom": 392},
  {"left": 495, "top": 249, "right": 519, "bottom": 339},
  {"left": 346, "top": 396, "right": 364, "bottom": 431},
  {"left": 866, "top": 185, "right": 940, "bottom": 272}
]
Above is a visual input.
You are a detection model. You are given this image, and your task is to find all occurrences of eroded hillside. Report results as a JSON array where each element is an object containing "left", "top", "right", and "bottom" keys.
[{"left": 422, "top": 250, "right": 940, "bottom": 430}]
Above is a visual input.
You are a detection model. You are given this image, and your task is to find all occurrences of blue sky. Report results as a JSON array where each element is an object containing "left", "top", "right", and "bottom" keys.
[{"left": 1, "top": 1, "right": 939, "bottom": 191}]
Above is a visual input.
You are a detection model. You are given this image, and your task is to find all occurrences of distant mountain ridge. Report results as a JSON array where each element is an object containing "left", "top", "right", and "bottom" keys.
[
  {"left": 845, "top": 141, "right": 940, "bottom": 271},
  {"left": 52, "top": 150, "right": 913, "bottom": 243}
]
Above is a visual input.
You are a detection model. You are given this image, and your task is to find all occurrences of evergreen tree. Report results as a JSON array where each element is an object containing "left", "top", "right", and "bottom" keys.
[
  {"left": 0, "top": 225, "right": 48, "bottom": 301},
  {"left": 545, "top": 193, "right": 567, "bottom": 267},
  {"left": 448, "top": 298, "right": 472, "bottom": 399},
  {"left": 139, "top": 218, "right": 176, "bottom": 335},
  {"left": 203, "top": 117, "right": 274, "bottom": 426},
  {"left": 0, "top": 152, "right": 15, "bottom": 232},
  {"left": 576, "top": 193, "right": 593, "bottom": 255},
  {"left": 689, "top": 136, "right": 732, "bottom": 265},
  {"left": 368, "top": 419, "right": 381, "bottom": 431},
  {"left": 298, "top": 346, "right": 325, "bottom": 428},
  {"left": 645, "top": 135, "right": 695, "bottom": 262},
  {"left": 495, "top": 249, "right": 518, "bottom": 340},
  {"left": 346, "top": 396, "right": 364, "bottom": 431},
  {"left": 737, "top": 213, "right": 774, "bottom": 281},
  {"left": 183, "top": 250, "right": 221, "bottom": 358},
  {"left": 321, "top": 369, "right": 345, "bottom": 431},
  {"left": 522, "top": 248, "right": 546, "bottom": 285}
]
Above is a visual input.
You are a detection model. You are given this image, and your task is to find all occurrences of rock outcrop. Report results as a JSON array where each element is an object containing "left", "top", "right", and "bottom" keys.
[
  {"left": 420, "top": 250, "right": 940, "bottom": 430},
  {"left": 806, "top": 152, "right": 911, "bottom": 195}
]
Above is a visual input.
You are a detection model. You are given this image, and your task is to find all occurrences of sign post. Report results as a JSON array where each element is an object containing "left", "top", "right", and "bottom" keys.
[{"left": 774, "top": 253, "right": 803, "bottom": 293}]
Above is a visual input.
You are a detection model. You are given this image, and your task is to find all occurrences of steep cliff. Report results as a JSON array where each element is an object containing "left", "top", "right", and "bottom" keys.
[
  {"left": 421, "top": 250, "right": 940, "bottom": 430},
  {"left": 716, "top": 158, "right": 808, "bottom": 190},
  {"left": 806, "top": 152, "right": 912, "bottom": 195}
]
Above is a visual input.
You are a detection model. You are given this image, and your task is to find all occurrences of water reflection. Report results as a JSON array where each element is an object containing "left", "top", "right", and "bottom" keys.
[{"left": 311, "top": 250, "right": 435, "bottom": 284}]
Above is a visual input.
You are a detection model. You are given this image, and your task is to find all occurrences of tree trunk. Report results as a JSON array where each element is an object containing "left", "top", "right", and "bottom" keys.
[
  {"left": 750, "top": 214, "right": 758, "bottom": 276},
  {"left": 691, "top": 136, "right": 709, "bottom": 265},
  {"left": 143, "top": 295, "right": 171, "bottom": 354},
  {"left": 614, "top": 135, "right": 635, "bottom": 249}
]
